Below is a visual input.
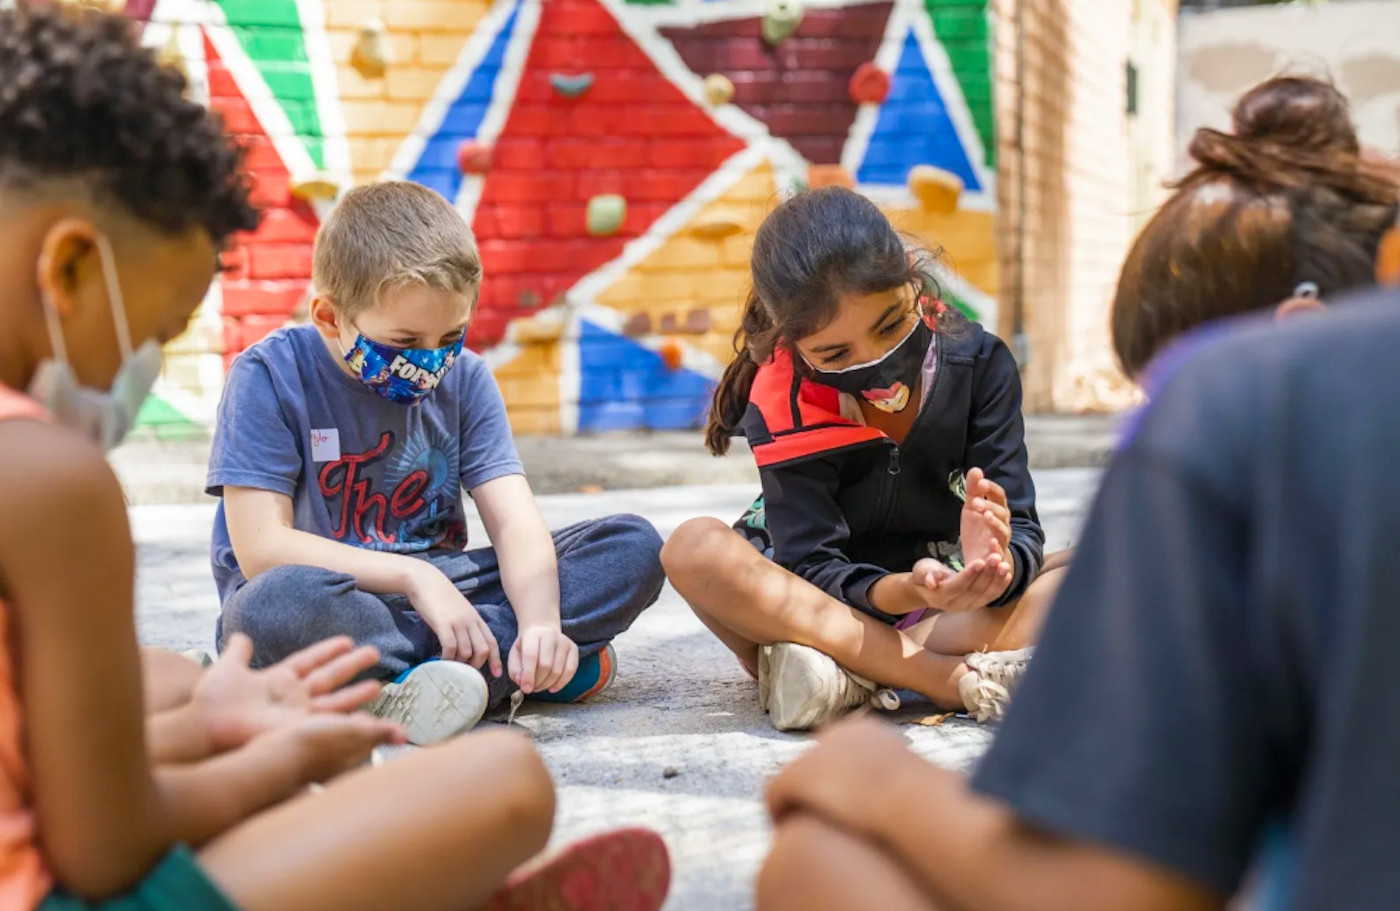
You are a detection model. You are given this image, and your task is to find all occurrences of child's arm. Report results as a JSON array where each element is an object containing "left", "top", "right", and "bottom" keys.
[
  {"left": 472, "top": 475, "right": 578, "bottom": 695},
  {"left": 766, "top": 719, "right": 1221, "bottom": 911},
  {"left": 223, "top": 487, "right": 503, "bottom": 676},
  {"left": 0, "top": 423, "right": 398, "bottom": 899}
]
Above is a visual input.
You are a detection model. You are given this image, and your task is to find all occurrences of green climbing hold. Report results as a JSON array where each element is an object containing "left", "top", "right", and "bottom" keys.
[{"left": 587, "top": 194, "right": 627, "bottom": 237}]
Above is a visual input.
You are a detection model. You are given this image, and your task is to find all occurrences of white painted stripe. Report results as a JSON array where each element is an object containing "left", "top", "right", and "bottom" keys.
[
  {"left": 202, "top": 20, "right": 320, "bottom": 182},
  {"left": 295, "top": 0, "right": 353, "bottom": 186},
  {"left": 908, "top": 4, "right": 995, "bottom": 198},
  {"left": 565, "top": 143, "right": 768, "bottom": 306},
  {"left": 840, "top": 0, "right": 912, "bottom": 176},
  {"left": 384, "top": 0, "right": 536, "bottom": 185}
]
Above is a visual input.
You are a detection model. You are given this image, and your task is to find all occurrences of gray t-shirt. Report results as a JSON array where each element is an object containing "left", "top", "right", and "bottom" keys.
[
  {"left": 973, "top": 289, "right": 1400, "bottom": 909},
  {"left": 207, "top": 325, "right": 524, "bottom": 601}
]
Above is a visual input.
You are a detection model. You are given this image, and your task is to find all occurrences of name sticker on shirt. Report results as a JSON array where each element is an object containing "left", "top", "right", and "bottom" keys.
[{"left": 310, "top": 428, "right": 341, "bottom": 463}]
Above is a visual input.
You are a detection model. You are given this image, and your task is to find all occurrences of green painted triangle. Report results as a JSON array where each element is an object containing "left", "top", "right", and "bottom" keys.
[
  {"left": 215, "top": 0, "right": 325, "bottom": 169},
  {"left": 136, "top": 394, "right": 196, "bottom": 428},
  {"left": 924, "top": 1, "right": 995, "bottom": 169}
]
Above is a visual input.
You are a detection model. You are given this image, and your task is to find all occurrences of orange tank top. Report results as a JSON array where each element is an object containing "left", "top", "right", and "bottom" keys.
[{"left": 0, "top": 384, "right": 54, "bottom": 910}]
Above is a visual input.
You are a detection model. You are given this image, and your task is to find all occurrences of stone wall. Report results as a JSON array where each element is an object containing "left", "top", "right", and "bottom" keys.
[{"left": 125, "top": 0, "right": 1003, "bottom": 434}]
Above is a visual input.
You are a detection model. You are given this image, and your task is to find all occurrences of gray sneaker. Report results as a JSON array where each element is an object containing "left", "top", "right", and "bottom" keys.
[
  {"left": 958, "top": 647, "right": 1034, "bottom": 723},
  {"left": 759, "top": 642, "right": 895, "bottom": 732},
  {"left": 365, "top": 661, "right": 488, "bottom": 745}
]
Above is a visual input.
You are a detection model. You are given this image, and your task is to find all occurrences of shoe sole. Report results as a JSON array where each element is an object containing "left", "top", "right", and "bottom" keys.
[
  {"left": 484, "top": 828, "right": 670, "bottom": 911},
  {"left": 367, "top": 662, "right": 488, "bottom": 746},
  {"left": 764, "top": 643, "right": 837, "bottom": 732}
]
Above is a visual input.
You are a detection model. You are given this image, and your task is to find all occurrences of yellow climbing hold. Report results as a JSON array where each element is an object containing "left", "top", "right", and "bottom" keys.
[
  {"left": 703, "top": 74, "right": 735, "bottom": 107},
  {"left": 291, "top": 173, "right": 340, "bottom": 203},
  {"left": 350, "top": 19, "right": 389, "bottom": 80},
  {"left": 908, "top": 165, "right": 963, "bottom": 214}
]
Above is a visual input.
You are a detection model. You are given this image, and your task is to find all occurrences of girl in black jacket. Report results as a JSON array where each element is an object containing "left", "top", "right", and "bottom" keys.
[{"left": 662, "top": 188, "right": 1067, "bottom": 731}]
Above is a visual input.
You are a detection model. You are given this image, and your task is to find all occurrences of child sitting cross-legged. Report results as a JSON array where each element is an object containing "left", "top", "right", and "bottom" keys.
[
  {"left": 0, "top": 6, "right": 669, "bottom": 911},
  {"left": 209, "top": 181, "right": 666, "bottom": 743}
]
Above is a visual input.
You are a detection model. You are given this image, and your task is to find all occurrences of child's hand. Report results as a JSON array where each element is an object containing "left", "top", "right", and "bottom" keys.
[
  {"left": 274, "top": 713, "right": 405, "bottom": 785},
  {"left": 407, "top": 564, "right": 503, "bottom": 677},
  {"left": 911, "top": 554, "right": 1011, "bottom": 613},
  {"left": 192, "top": 633, "right": 384, "bottom": 753},
  {"left": 509, "top": 625, "right": 580, "bottom": 696},
  {"left": 958, "top": 467, "right": 1014, "bottom": 597}
]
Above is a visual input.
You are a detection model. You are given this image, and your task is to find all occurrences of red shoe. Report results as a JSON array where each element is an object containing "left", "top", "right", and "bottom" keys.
[{"left": 483, "top": 827, "right": 670, "bottom": 911}]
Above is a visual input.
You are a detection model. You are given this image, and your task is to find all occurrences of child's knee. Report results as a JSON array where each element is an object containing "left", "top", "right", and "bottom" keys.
[
  {"left": 661, "top": 517, "right": 734, "bottom": 584},
  {"left": 599, "top": 513, "right": 666, "bottom": 600},
  {"left": 220, "top": 565, "right": 349, "bottom": 650},
  {"left": 445, "top": 730, "right": 554, "bottom": 837}
]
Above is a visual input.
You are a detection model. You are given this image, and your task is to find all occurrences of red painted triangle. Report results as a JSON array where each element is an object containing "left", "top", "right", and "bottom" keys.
[
  {"left": 204, "top": 33, "right": 320, "bottom": 362},
  {"left": 661, "top": 2, "right": 893, "bottom": 165},
  {"left": 469, "top": 0, "right": 746, "bottom": 349}
]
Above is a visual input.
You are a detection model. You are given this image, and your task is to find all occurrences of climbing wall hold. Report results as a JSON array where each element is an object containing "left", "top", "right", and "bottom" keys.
[
  {"left": 291, "top": 173, "right": 340, "bottom": 203},
  {"left": 761, "top": 0, "right": 804, "bottom": 45},
  {"left": 623, "top": 313, "right": 653, "bottom": 338},
  {"left": 550, "top": 72, "right": 595, "bottom": 99},
  {"left": 703, "top": 73, "right": 735, "bottom": 107},
  {"left": 350, "top": 19, "right": 388, "bottom": 79},
  {"left": 658, "top": 338, "right": 685, "bottom": 371},
  {"left": 684, "top": 309, "right": 713, "bottom": 334},
  {"left": 586, "top": 194, "right": 627, "bottom": 237},
  {"left": 849, "top": 62, "right": 891, "bottom": 105},
  {"left": 157, "top": 27, "right": 186, "bottom": 80},
  {"left": 690, "top": 208, "right": 744, "bottom": 240},
  {"left": 517, "top": 289, "right": 542, "bottom": 310},
  {"left": 907, "top": 165, "right": 964, "bottom": 213},
  {"left": 456, "top": 140, "right": 494, "bottom": 175},
  {"left": 807, "top": 165, "right": 854, "bottom": 190}
]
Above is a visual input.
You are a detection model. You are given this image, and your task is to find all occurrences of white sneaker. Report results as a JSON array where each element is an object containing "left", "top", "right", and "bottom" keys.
[
  {"left": 958, "top": 647, "right": 1034, "bottom": 723},
  {"left": 365, "top": 661, "right": 488, "bottom": 745},
  {"left": 759, "top": 643, "right": 894, "bottom": 732}
]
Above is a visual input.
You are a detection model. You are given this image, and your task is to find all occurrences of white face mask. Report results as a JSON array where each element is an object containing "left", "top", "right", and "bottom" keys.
[{"left": 27, "top": 235, "right": 163, "bottom": 451}]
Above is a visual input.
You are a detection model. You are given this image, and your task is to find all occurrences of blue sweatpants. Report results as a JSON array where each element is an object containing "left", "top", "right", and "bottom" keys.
[{"left": 216, "top": 514, "right": 665, "bottom": 708}]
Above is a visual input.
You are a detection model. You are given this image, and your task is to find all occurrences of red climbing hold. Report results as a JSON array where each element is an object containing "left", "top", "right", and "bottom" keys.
[
  {"left": 457, "top": 140, "right": 494, "bottom": 175},
  {"left": 849, "top": 62, "right": 890, "bottom": 105}
]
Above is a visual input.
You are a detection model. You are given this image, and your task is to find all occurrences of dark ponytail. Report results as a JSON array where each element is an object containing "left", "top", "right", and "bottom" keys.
[
  {"left": 705, "top": 290, "right": 775, "bottom": 455},
  {"left": 704, "top": 186, "right": 956, "bottom": 455}
]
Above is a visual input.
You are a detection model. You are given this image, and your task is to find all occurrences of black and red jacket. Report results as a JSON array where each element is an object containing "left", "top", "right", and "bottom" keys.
[{"left": 738, "top": 321, "right": 1044, "bottom": 621}]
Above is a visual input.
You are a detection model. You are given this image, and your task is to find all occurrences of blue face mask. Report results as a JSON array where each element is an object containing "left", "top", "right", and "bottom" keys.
[{"left": 341, "top": 331, "right": 464, "bottom": 404}]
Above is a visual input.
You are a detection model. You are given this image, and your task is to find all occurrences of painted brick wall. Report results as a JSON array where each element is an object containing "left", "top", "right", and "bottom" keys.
[{"left": 123, "top": 0, "right": 1004, "bottom": 434}]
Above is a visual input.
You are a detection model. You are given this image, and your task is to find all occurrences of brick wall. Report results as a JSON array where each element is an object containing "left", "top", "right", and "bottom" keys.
[
  {"left": 993, "top": 0, "right": 1177, "bottom": 412},
  {"left": 120, "top": 0, "right": 1005, "bottom": 434}
]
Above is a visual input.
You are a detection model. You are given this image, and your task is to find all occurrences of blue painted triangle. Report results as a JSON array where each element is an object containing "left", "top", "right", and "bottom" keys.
[
  {"left": 576, "top": 321, "right": 715, "bottom": 432},
  {"left": 855, "top": 29, "right": 982, "bottom": 192},
  {"left": 407, "top": 0, "right": 522, "bottom": 201}
]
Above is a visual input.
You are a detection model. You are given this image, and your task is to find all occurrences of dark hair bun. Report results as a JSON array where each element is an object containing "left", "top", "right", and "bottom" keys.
[
  {"left": 1185, "top": 76, "right": 1392, "bottom": 200},
  {"left": 1230, "top": 76, "right": 1359, "bottom": 154}
]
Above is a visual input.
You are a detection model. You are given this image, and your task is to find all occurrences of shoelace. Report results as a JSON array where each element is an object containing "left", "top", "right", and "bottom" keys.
[{"left": 507, "top": 689, "right": 525, "bottom": 726}]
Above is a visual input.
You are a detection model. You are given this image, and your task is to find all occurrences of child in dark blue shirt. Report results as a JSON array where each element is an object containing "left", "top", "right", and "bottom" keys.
[{"left": 209, "top": 182, "right": 664, "bottom": 744}]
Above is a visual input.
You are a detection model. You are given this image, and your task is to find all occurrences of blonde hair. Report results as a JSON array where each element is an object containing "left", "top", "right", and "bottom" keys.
[{"left": 312, "top": 181, "right": 482, "bottom": 319}]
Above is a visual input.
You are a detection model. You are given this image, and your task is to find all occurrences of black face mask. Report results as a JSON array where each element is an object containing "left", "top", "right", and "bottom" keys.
[{"left": 805, "top": 316, "right": 933, "bottom": 413}]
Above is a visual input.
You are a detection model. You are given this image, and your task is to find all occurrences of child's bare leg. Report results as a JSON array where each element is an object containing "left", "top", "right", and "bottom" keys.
[
  {"left": 142, "top": 646, "right": 205, "bottom": 713},
  {"left": 663, "top": 519, "right": 966, "bottom": 706},
  {"left": 199, "top": 730, "right": 553, "bottom": 911},
  {"left": 757, "top": 814, "right": 937, "bottom": 911},
  {"left": 905, "top": 558, "right": 1069, "bottom": 657}
]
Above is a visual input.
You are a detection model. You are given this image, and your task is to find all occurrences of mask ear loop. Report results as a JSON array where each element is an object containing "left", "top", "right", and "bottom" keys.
[
  {"left": 93, "top": 234, "right": 135, "bottom": 360},
  {"left": 38, "top": 278, "right": 71, "bottom": 367}
]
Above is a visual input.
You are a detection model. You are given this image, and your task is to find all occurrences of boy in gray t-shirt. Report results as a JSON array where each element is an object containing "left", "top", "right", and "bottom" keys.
[{"left": 207, "top": 182, "right": 664, "bottom": 744}]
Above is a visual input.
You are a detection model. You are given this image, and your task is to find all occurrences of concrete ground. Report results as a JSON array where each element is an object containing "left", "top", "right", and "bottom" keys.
[
  {"left": 113, "top": 413, "right": 1121, "bottom": 504},
  {"left": 133, "top": 470, "right": 1100, "bottom": 910}
]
